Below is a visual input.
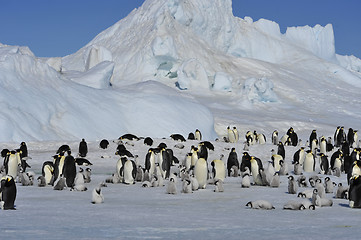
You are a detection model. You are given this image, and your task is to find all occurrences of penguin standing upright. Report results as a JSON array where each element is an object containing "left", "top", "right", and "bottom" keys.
[
  {"left": 144, "top": 148, "right": 156, "bottom": 177},
  {"left": 78, "top": 139, "right": 88, "bottom": 158},
  {"left": 277, "top": 142, "right": 285, "bottom": 160},
  {"left": 349, "top": 175, "right": 361, "bottom": 208},
  {"left": 166, "top": 177, "right": 177, "bottom": 194},
  {"left": 288, "top": 176, "right": 298, "bottom": 194},
  {"left": 272, "top": 130, "right": 278, "bottom": 145},
  {"left": 42, "top": 161, "right": 55, "bottom": 185},
  {"left": 319, "top": 153, "right": 329, "bottom": 175},
  {"left": 211, "top": 158, "right": 226, "bottom": 182},
  {"left": 319, "top": 137, "right": 327, "bottom": 155},
  {"left": 121, "top": 158, "right": 137, "bottom": 185},
  {"left": 309, "top": 130, "right": 318, "bottom": 148},
  {"left": 336, "top": 126, "right": 346, "bottom": 147},
  {"left": 227, "top": 148, "right": 239, "bottom": 177},
  {"left": 330, "top": 149, "right": 343, "bottom": 172},
  {"left": 0, "top": 175, "right": 17, "bottom": 210},
  {"left": 293, "top": 147, "right": 305, "bottom": 166},
  {"left": 287, "top": 127, "right": 298, "bottom": 146},
  {"left": 195, "top": 129, "right": 202, "bottom": 141},
  {"left": 19, "top": 142, "right": 28, "bottom": 158},
  {"left": 240, "top": 152, "right": 252, "bottom": 173},
  {"left": 194, "top": 157, "right": 208, "bottom": 189},
  {"left": 250, "top": 156, "right": 263, "bottom": 185},
  {"left": 190, "top": 146, "right": 199, "bottom": 168},
  {"left": 227, "top": 126, "right": 237, "bottom": 143},
  {"left": 4, "top": 151, "right": 20, "bottom": 178},
  {"left": 62, "top": 153, "right": 77, "bottom": 188},
  {"left": 159, "top": 148, "right": 171, "bottom": 179},
  {"left": 303, "top": 150, "right": 315, "bottom": 173}
]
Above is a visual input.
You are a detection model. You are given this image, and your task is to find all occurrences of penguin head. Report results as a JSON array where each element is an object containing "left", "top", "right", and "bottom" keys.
[
  {"left": 299, "top": 205, "right": 306, "bottom": 210},
  {"left": 309, "top": 205, "right": 316, "bottom": 210},
  {"left": 288, "top": 176, "right": 294, "bottom": 180},
  {"left": 246, "top": 201, "right": 252, "bottom": 208}
]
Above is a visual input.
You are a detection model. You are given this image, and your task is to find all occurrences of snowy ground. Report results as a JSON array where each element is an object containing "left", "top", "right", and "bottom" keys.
[{"left": 1, "top": 130, "right": 360, "bottom": 240}]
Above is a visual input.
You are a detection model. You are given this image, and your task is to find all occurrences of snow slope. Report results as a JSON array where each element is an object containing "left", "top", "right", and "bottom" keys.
[{"left": 1, "top": 0, "right": 361, "bottom": 144}]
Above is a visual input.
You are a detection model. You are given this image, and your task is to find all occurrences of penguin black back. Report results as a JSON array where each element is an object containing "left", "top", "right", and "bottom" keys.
[{"left": 78, "top": 139, "right": 88, "bottom": 158}]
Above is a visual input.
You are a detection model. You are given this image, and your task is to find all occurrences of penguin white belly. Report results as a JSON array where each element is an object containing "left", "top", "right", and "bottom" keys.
[
  {"left": 8, "top": 155, "right": 18, "bottom": 178},
  {"left": 272, "top": 155, "right": 282, "bottom": 172},
  {"left": 191, "top": 152, "right": 198, "bottom": 167},
  {"left": 298, "top": 151, "right": 305, "bottom": 165},
  {"left": 58, "top": 156, "right": 65, "bottom": 179},
  {"left": 194, "top": 158, "right": 207, "bottom": 189},
  {"left": 44, "top": 165, "right": 53, "bottom": 185},
  {"left": 123, "top": 161, "right": 135, "bottom": 184},
  {"left": 334, "top": 158, "right": 342, "bottom": 170},
  {"left": 213, "top": 160, "right": 225, "bottom": 182},
  {"left": 228, "top": 129, "right": 236, "bottom": 143},
  {"left": 250, "top": 162, "right": 262, "bottom": 185},
  {"left": 184, "top": 155, "right": 191, "bottom": 171},
  {"left": 319, "top": 141, "right": 326, "bottom": 154},
  {"left": 303, "top": 155, "right": 314, "bottom": 172}
]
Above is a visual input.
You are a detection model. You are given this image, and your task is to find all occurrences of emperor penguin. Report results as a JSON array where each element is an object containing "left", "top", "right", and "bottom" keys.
[
  {"left": 293, "top": 147, "right": 305, "bottom": 165},
  {"left": 348, "top": 160, "right": 361, "bottom": 184},
  {"left": 303, "top": 150, "right": 315, "bottom": 173},
  {"left": 91, "top": 185, "right": 104, "bottom": 204},
  {"left": 335, "top": 126, "right": 346, "bottom": 147},
  {"left": 214, "top": 179, "right": 224, "bottom": 192},
  {"left": 319, "top": 137, "right": 327, "bottom": 155},
  {"left": 211, "top": 158, "right": 226, "bottom": 182},
  {"left": 194, "top": 157, "right": 208, "bottom": 189},
  {"left": 309, "top": 130, "right": 318, "bottom": 148},
  {"left": 143, "top": 137, "right": 153, "bottom": 146},
  {"left": 78, "top": 139, "right": 88, "bottom": 158},
  {"left": 63, "top": 154, "right": 77, "bottom": 188},
  {"left": 19, "top": 141, "right": 28, "bottom": 158},
  {"left": 288, "top": 176, "right": 298, "bottom": 194},
  {"left": 257, "top": 133, "right": 266, "bottom": 145},
  {"left": 227, "top": 126, "right": 237, "bottom": 143},
  {"left": 286, "top": 127, "right": 298, "bottom": 146},
  {"left": 121, "top": 158, "right": 137, "bottom": 185},
  {"left": 190, "top": 146, "right": 199, "bottom": 168},
  {"left": 5, "top": 151, "right": 20, "bottom": 178},
  {"left": 53, "top": 152, "right": 66, "bottom": 182},
  {"left": 311, "top": 139, "right": 318, "bottom": 154},
  {"left": 166, "top": 177, "right": 177, "bottom": 194},
  {"left": 246, "top": 200, "right": 275, "bottom": 210},
  {"left": 293, "top": 161, "right": 303, "bottom": 175},
  {"left": 135, "top": 165, "right": 144, "bottom": 182},
  {"left": 144, "top": 148, "right": 156, "bottom": 177},
  {"left": 198, "top": 142, "right": 208, "bottom": 160},
  {"left": 271, "top": 151, "right": 283, "bottom": 172},
  {"left": 250, "top": 156, "right": 263, "bottom": 185},
  {"left": 277, "top": 142, "right": 285, "bottom": 159},
  {"left": 42, "top": 161, "right": 55, "bottom": 185},
  {"left": 319, "top": 153, "right": 329, "bottom": 175},
  {"left": 195, "top": 129, "right": 202, "bottom": 141},
  {"left": 330, "top": 150, "right": 343, "bottom": 173},
  {"left": 240, "top": 152, "right": 252, "bottom": 173},
  {"left": 272, "top": 130, "right": 278, "bottom": 145},
  {"left": 183, "top": 153, "right": 192, "bottom": 172},
  {"left": 297, "top": 176, "right": 308, "bottom": 188},
  {"left": 159, "top": 148, "right": 171, "bottom": 179},
  {"left": 0, "top": 175, "right": 17, "bottom": 210}
]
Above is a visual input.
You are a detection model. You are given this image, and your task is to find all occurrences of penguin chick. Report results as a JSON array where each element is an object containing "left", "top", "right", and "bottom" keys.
[
  {"left": 53, "top": 175, "right": 66, "bottom": 190},
  {"left": 335, "top": 183, "right": 348, "bottom": 199},
  {"left": 182, "top": 179, "right": 193, "bottom": 193},
  {"left": 241, "top": 173, "right": 251, "bottom": 188},
  {"left": 283, "top": 200, "right": 306, "bottom": 210},
  {"left": 324, "top": 177, "right": 336, "bottom": 193},
  {"left": 91, "top": 186, "right": 104, "bottom": 204},
  {"left": 166, "top": 178, "right": 177, "bottom": 194},
  {"left": 288, "top": 176, "right": 298, "bottom": 194},
  {"left": 315, "top": 178, "right": 326, "bottom": 198},
  {"left": 214, "top": 179, "right": 224, "bottom": 192},
  {"left": 246, "top": 200, "right": 275, "bottom": 210},
  {"left": 190, "top": 174, "right": 199, "bottom": 191},
  {"left": 37, "top": 176, "right": 46, "bottom": 187},
  {"left": 141, "top": 181, "right": 151, "bottom": 188},
  {"left": 297, "top": 176, "right": 308, "bottom": 187},
  {"left": 297, "top": 189, "right": 314, "bottom": 199},
  {"left": 269, "top": 172, "right": 280, "bottom": 188}
]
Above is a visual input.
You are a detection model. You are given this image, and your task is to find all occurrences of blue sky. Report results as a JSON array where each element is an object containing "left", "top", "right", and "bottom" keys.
[{"left": 0, "top": 0, "right": 360, "bottom": 58}]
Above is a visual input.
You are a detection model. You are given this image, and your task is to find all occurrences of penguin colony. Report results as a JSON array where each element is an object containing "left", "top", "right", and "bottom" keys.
[{"left": 1, "top": 126, "right": 360, "bottom": 211}]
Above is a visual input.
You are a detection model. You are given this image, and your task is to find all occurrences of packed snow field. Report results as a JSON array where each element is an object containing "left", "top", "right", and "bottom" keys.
[{"left": 1, "top": 127, "right": 361, "bottom": 239}]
